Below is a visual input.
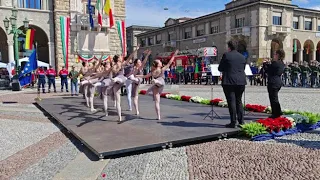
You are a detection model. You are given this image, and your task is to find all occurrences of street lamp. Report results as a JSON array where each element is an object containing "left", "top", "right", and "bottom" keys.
[{"left": 3, "top": 6, "right": 30, "bottom": 91}]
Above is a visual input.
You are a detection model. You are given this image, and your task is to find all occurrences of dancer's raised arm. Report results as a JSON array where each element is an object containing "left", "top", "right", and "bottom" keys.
[
  {"left": 122, "top": 45, "right": 140, "bottom": 66},
  {"left": 139, "top": 50, "right": 151, "bottom": 70},
  {"left": 162, "top": 50, "right": 179, "bottom": 71},
  {"left": 94, "top": 52, "right": 104, "bottom": 69}
]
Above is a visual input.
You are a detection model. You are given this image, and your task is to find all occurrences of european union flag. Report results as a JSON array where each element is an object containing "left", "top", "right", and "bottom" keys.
[
  {"left": 88, "top": 0, "right": 94, "bottom": 29},
  {"left": 19, "top": 50, "right": 38, "bottom": 86}
]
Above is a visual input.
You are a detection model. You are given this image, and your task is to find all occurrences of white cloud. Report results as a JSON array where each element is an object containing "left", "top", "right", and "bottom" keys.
[
  {"left": 125, "top": 0, "right": 214, "bottom": 27},
  {"left": 310, "top": 6, "right": 320, "bottom": 10}
]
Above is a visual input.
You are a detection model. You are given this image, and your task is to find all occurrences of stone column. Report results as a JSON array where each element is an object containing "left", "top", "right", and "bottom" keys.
[
  {"left": 192, "top": 26, "right": 196, "bottom": 38},
  {"left": 299, "top": 49, "right": 303, "bottom": 62},
  {"left": 313, "top": 49, "right": 316, "bottom": 60},
  {"left": 7, "top": 39, "right": 14, "bottom": 63},
  {"left": 313, "top": 17, "right": 317, "bottom": 31},
  {"left": 299, "top": 16, "right": 304, "bottom": 30},
  {"left": 48, "top": 42, "right": 55, "bottom": 66},
  {"left": 42, "top": 0, "right": 48, "bottom": 10}
]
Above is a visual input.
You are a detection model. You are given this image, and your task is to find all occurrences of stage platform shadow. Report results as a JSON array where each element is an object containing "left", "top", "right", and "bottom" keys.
[{"left": 36, "top": 95, "right": 268, "bottom": 158}]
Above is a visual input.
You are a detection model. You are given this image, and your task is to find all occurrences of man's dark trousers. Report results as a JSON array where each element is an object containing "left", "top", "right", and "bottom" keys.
[
  {"left": 222, "top": 85, "right": 245, "bottom": 125},
  {"left": 267, "top": 85, "right": 282, "bottom": 117}
]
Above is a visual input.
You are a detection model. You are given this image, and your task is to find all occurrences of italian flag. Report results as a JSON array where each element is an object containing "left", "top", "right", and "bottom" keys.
[
  {"left": 60, "top": 16, "right": 70, "bottom": 69},
  {"left": 116, "top": 20, "right": 127, "bottom": 57},
  {"left": 96, "top": 0, "right": 102, "bottom": 27},
  {"left": 104, "top": 0, "right": 114, "bottom": 28}
]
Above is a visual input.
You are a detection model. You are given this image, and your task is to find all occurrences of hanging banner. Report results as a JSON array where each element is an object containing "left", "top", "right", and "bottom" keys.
[
  {"left": 77, "top": 54, "right": 111, "bottom": 62},
  {"left": 60, "top": 16, "right": 70, "bottom": 69}
]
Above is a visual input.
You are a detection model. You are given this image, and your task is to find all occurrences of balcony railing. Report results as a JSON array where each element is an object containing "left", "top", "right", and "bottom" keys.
[
  {"left": 230, "top": 27, "right": 250, "bottom": 36},
  {"left": 70, "top": 14, "right": 111, "bottom": 31},
  {"left": 267, "top": 25, "right": 291, "bottom": 35}
]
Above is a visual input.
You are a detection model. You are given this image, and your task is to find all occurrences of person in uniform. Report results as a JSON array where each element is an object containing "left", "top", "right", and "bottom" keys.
[
  {"left": 59, "top": 66, "right": 69, "bottom": 92},
  {"left": 282, "top": 63, "right": 290, "bottom": 86},
  {"left": 291, "top": 62, "right": 300, "bottom": 87},
  {"left": 36, "top": 67, "right": 46, "bottom": 93},
  {"left": 46, "top": 65, "right": 57, "bottom": 93},
  {"left": 300, "top": 61, "right": 311, "bottom": 87}
]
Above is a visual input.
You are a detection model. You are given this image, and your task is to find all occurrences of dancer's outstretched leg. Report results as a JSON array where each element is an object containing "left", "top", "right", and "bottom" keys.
[
  {"left": 133, "top": 96, "right": 139, "bottom": 115},
  {"left": 153, "top": 88, "right": 161, "bottom": 120},
  {"left": 125, "top": 80, "right": 132, "bottom": 111},
  {"left": 80, "top": 80, "right": 90, "bottom": 86},
  {"left": 89, "top": 85, "right": 96, "bottom": 112},
  {"left": 83, "top": 85, "right": 89, "bottom": 107},
  {"left": 114, "top": 88, "right": 122, "bottom": 122},
  {"left": 102, "top": 87, "right": 108, "bottom": 116}
]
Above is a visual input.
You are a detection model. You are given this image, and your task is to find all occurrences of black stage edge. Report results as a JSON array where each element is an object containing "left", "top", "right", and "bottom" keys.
[{"left": 36, "top": 95, "right": 268, "bottom": 158}]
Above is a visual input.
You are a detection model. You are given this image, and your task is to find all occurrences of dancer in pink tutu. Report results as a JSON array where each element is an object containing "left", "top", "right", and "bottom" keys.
[
  {"left": 85, "top": 61, "right": 113, "bottom": 115},
  {"left": 78, "top": 55, "right": 103, "bottom": 110},
  {"left": 127, "top": 50, "right": 151, "bottom": 115},
  {"left": 137, "top": 49, "right": 179, "bottom": 120},
  {"left": 109, "top": 55, "right": 133, "bottom": 123}
]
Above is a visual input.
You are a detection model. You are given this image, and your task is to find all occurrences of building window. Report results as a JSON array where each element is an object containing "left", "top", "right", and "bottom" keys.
[
  {"left": 293, "top": 16, "right": 299, "bottom": 29},
  {"left": 235, "top": 17, "right": 245, "bottom": 28},
  {"left": 140, "top": 38, "right": 146, "bottom": 47},
  {"left": 168, "top": 34, "right": 171, "bottom": 41},
  {"left": 211, "top": 26, "right": 219, "bottom": 34},
  {"left": 86, "top": 5, "right": 96, "bottom": 15},
  {"left": 18, "top": 0, "right": 41, "bottom": 9},
  {"left": 148, "top": 37, "right": 153, "bottom": 46},
  {"left": 305, "top": 18, "right": 312, "bottom": 30},
  {"left": 196, "top": 24, "right": 205, "bottom": 37},
  {"left": 156, "top": 34, "right": 161, "bottom": 44},
  {"left": 184, "top": 27, "right": 192, "bottom": 39},
  {"left": 272, "top": 12, "right": 282, "bottom": 25}
]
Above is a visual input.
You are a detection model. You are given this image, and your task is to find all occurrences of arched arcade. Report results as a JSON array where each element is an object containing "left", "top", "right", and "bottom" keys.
[
  {"left": 0, "top": 27, "right": 8, "bottom": 63},
  {"left": 18, "top": 25, "right": 49, "bottom": 64}
]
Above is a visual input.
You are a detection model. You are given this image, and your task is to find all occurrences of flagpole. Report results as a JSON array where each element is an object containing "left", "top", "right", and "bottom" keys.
[{"left": 34, "top": 45, "right": 41, "bottom": 102}]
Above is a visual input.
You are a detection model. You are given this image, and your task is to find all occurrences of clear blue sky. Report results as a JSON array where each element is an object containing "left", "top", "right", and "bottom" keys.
[{"left": 126, "top": 0, "right": 320, "bottom": 27}]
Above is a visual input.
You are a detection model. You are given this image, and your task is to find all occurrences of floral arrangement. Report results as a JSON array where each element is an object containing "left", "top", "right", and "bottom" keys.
[
  {"left": 256, "top": 117, "right": 293, "bottom": 133},
  {"left": 210, "top": 98, "right": 223, "bottom": 105},
  {"left": 181, "top": 95, "right": 192, "bottom": 102},
  {"left": 245, "top": 104, "right": 268, "bottom": 113},
  {"left": 138, "top": 90, "right": 320, "bottom": 141}
]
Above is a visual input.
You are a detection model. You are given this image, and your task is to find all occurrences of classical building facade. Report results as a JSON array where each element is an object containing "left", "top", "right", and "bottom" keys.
[
  {"left": 136, "top": 0, "right": 320, "bottom": 63},
  {"left": 55, "top": 0, "right": 125, "bottom": 70},
  {"left": 0, "top": 0, "right": 125, "bottom": 71},
  {"left": 126, "top": 25, "right": 159, "bottom": 57},
  {"left": 0, "top": 0, "right": 54, "bottom": 65}
]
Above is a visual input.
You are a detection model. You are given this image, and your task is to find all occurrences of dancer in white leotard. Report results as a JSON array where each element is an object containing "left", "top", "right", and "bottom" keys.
[
  {"left": 137, "top": 50, "right": 179, "bottom": 120},
  {"left": 108, "top": 55, "right": 133, "bottom": 123},
  {"left": 79, "top": 56, "right": 103, "bottom": 110},
  {"left": 127, "top": 50, "right": 151, "bottom": 115},
  {"left": 86, "top": 61, "right": 113, "bottom": 115}
]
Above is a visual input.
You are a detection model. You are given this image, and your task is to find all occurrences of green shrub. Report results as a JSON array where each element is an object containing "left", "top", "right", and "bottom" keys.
[{"left": 240, "top": 122, "right": 268, "bottom": 137}]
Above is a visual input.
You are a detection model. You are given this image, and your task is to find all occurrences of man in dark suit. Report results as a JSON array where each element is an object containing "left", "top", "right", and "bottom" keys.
[{"left": 218, "top": 40, "right": 247, "bottom": 128}]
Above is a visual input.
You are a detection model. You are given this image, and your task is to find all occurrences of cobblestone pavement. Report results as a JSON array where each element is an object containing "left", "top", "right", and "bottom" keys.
[{"left": 0, "top": 85, "right": 319, "bottom": 180}]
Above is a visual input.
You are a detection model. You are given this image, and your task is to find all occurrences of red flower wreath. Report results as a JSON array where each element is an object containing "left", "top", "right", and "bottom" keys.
[
  {"left": 181, "top": 95, "right": 192, "bottom": 101},
  {"left": 210, "top": 98, "right": 223, "bottom": 105}
]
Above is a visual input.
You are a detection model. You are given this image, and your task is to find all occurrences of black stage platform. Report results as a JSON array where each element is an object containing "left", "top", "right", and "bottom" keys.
[{"left": 37, "top": 95, "right": 268, "bottom": 158}]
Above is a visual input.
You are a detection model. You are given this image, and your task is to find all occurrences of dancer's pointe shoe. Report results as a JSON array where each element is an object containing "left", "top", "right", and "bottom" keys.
[
  {"left": 91, "top": 108, "right": 97, "bottom": 112},
  {"left": 86, "top": 103, "right": 90, "bottom": 108},
  {"left": 157, "top": 116, "right": 161, "bottom": 120},
  {"left": 105, "top": 112, "right": 108, "bottom": 116},
  {"left": 136, "top": 111, "right": 139, "bottom": 116},
  {"left": 117, "top": 118, "right": 123, "bottom": 124}
]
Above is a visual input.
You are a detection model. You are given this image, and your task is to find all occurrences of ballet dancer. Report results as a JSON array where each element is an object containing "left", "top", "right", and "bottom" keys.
[
  {"left": 127, "top": 50, "right": 151, "bottom": 115},
  {"left": 79, "top": 56, "right": 103, "bottom": 110},
  {"left": 108, "top": 55, "right": 132, "bottom": 123},
  {"left": 137, "top": 49, "right": 179, "bottom": 120},
  {"left": 85, "top": 61, "right": 113, "bottom": 115},
  {"left": 123, "top": 46, "right": 142, "bottom": 111}
]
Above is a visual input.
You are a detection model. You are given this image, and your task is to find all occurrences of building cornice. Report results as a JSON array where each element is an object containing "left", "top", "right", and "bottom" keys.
[
  {"left": 294, "top": 8, "right": 320, "bottom": 14},
  {"left": 136, "top": 0, "right": 303, "bottom": 38}
]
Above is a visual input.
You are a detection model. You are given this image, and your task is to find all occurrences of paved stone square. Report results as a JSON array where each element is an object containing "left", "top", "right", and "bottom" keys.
[{"left": 0, "top": 85, "right": 319, "bottom": 180}]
